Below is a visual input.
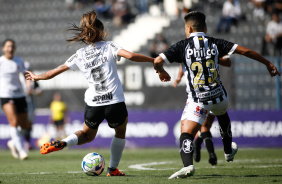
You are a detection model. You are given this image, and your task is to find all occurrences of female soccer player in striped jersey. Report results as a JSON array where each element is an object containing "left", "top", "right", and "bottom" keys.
[
  {"left": 174, "top": 57, "right": 232, "bottom": 166},
  {"left": 154, "top": 11, "right": 280, "bottom": 179},
  {"left": 25, "top": 10, "right": 154, "bottom": 176}
]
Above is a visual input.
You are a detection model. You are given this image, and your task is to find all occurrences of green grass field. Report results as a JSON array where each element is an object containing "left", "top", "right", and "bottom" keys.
[{"left": 0, "top": 147, "right": 281, "bottom": 184}]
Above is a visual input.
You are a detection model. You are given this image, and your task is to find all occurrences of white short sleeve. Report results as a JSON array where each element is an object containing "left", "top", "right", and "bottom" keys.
[
  {"left": 109, "top": 42, "right": 122, "bottom": 61},
  {"left": 65, "top": 53, "right": 79, "bottom": 70}
]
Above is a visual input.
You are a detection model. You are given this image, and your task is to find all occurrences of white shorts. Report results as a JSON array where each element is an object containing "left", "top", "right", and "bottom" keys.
[{"left": 181, "top": 96, "right": 229, "bottom": 125}]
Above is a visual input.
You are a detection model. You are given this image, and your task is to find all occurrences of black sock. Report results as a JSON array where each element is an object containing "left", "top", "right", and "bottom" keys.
[
  {"left": 201, "top": 131, "right": 215, "bottom": 155},
  {"left": 194, "top": 133, "right": 203, "bottom": 149},
  {"left": 217, "top": 112, "right": 232, "bottom": 154},
  {"left": 23, "top": 129, "right": 32, "bottom": 143},
  {"left": 179, "top": 133, "right": 194, "bottom": 167}
]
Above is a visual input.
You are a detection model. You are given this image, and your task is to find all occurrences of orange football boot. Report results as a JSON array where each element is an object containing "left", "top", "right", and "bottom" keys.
[
  {"left": 40, "top": 140, "right": 66, "bottom": 154},
  {"left": 106, "top": 167, "right": 125, "bottom": 176}
]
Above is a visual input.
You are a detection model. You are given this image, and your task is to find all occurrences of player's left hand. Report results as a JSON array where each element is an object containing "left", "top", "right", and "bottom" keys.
[{"left": 267, "top": 64, "right": 280, "bottom": 77}]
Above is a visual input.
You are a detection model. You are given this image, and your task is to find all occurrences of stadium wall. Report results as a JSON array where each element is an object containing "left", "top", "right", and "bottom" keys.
[{"left": 0, "top": 110, "right": 281, "bottom": 149}]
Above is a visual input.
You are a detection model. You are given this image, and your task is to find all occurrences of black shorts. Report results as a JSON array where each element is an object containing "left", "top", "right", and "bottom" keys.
[
  {"left": 54, "top": 119, "right": 64, "bottom": 127},
  {"left": 84, "top": 102, "right": 128, "bottom": 129},
  {"left": 1, "top": 97, "right": 28, "bottom": 113}
]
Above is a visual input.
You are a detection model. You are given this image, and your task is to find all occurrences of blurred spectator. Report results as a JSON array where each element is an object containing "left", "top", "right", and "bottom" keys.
[
  {"left": 267, "top": 0, "right": 282, "bottom": 15},
  {"left": 111, "top": 0, "right": 135, "bottom": 27},
  {"left": 261, "top": 11, "right": 282, "bottom": 56},
  {"left": 50, "top": 92, "right": 69, "bottom": 140},
  {"left": 65, "top": 0, "right": 89, "bottom": 10},
  {"left": 252, "top": 0, "right": 266, "bottom": 18},
  {"left": 136, "top": 0, "right": 149, "bottom": 14},
  {"left": 163, "top": 0, "right": 178, "bottom": 20},
  {"left": 216, "top": 0, "right": 242, "bottom": 33},
  {"left": 94, "top": 0, "right": 113, "bottom": 19},
  {"left": 150, "top": 33, "right": 169, "bottom": 58},
  {"left": 23, "top": 62, "right": 42, "bottom": 150}
]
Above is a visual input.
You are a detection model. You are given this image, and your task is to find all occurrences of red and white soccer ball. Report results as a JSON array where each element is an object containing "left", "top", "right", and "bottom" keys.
[{"left": 81, "top": 152, "right": 105, "bottom": 176}]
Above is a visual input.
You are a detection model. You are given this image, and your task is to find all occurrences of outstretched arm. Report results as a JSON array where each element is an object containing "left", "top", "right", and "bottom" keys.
[
  {"left": 234, "top": 45, "right": 280, "bottom": 77},
  {"left": 154, "top": 56, "right": 171, "bottom": 82},
  {"left": 218, "top": 57, "right": 231, "bottom": 67},
  {"left": 173, "top": 64, "right": 183, "bottom": 88},
  {"left": 118, "top": 49, "right": 154, "bottom": 63},
  {"left": 25, "top": 64, "right": 70, "bottom": 82}
]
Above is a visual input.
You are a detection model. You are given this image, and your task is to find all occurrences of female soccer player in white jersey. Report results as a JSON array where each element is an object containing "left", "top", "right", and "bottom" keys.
[
  {"left": 0, "top": 39, "right": 29, "bottom": 160},
  {"left": 154, "top": 11, "right": 280, "bottom": 179},
  {"left": 25, "top": 10, "right": 154, "bottom": 176}
]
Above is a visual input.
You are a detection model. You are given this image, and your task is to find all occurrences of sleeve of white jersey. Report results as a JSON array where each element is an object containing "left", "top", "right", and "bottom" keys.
[
  {"left": 65, "top": 52, "right": 79, "bottom": 70},
  {"left": 109, "top": 42, "right": 122, "bottom": 62}
]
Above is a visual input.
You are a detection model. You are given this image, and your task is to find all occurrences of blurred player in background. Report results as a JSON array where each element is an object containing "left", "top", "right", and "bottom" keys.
[
  {"left": 24, "top": 62, "right": 42, "bottom": 150},
  {"left": 174, "top": 57, "right": 232, "bottom": 166},
  {"left": 25, "top": 10, "right": 155, "bottom": 176},
  {"left": 154, "top": 11, "right": 280, "bottom": 179},
  {"left": 0, "top": 39, "right": 29, "bottom": 160},
  {"left": 50, "top": 92, "right": 68, "bottom": 140}
]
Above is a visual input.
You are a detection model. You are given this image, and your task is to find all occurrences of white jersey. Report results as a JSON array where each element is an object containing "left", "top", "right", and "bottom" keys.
[
  {"left": 65, "top": 41, "right": 125, "bottom": 106},
  {"left": 0, "top": 55, "right": 27, "bottom": 98}
]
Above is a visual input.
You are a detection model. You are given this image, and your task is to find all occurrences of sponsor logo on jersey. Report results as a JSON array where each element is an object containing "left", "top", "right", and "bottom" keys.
[
  {"left": 194, "top": 106, "right": 208, "bottom": 119},
  {"left": 186, "top": 48, "right": 217, "bottom": 59},
  {"left": 93, "top": 92, "right": 113, "bottom": 102}
]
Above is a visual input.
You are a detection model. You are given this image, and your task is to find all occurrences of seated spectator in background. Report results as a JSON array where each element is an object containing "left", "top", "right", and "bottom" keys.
[
  {"left": 94, "top": 0, "right": 112, "bottom": 19},
  {"left": 264, "top": 0, "right": 282, "bottom": 15},
  {"left": 261, "top": 11, "right": 282, "bottom": 56},
  {"left": 111, "top": 0, "right": 135, "bottom": 27},
  {"left": 136, "top": 0, "right": 149, "bottom": 15},
  {"left": 252, "top": 0, "right": 266, "bottom": 18},
  {"left": 150, "top": 33, "right": 169, "bottom": 58},
  {"left": 216, "top": 0, "right": 241, "bottom": 33}
]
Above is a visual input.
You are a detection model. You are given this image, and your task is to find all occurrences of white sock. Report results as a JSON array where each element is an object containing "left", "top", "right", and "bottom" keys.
[
  {"left": 62, "top": 133, "right": 78, "bottom": 147},
  {"left": 110, "top": 137, "right": 125, "bottom": 169},
  {"left": 10, "top": 126, "right": 24, "bottom": 152}
]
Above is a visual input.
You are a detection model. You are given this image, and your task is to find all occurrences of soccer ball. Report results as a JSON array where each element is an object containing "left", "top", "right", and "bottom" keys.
[{"left": 81, "top": 152, "right": 105, "bottom": 176}]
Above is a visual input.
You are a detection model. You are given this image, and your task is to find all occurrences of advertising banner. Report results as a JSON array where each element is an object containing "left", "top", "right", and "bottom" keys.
[{"left": 0, "top": 110, "right": 281, "bottom": 149}]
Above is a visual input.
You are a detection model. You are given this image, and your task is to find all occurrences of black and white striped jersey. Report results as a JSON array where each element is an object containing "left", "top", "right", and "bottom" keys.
[{"left": 160, "top": 32, "right": 238, "bottom": 105}]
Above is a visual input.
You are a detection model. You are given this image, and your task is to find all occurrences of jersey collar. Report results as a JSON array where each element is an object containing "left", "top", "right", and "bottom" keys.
[{"left": 189, "top": 32, "right": 206, "bottom": 37}]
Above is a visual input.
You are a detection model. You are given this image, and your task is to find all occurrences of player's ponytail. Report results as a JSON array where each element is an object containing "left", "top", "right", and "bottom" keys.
[{"left": 66, "top": 10, "right": 109, "bottom": 45}]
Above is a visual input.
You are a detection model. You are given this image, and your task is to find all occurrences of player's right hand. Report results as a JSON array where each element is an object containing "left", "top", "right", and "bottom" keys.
[
  {"left": 25, "top": 71, "right": 38, "bottom": 81},
  {"left": 158, "top": 70, "right": 171, "bottom": 82}
]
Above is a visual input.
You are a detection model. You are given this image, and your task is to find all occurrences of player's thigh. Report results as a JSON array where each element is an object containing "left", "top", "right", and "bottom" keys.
[
  {"left": 105, "top": 102, "right": 128, "bottom": 129},
  {"left": 181, "top": 119, "right": 202, "bottom": 136},
  {"left": 201, "top": 113, "right": 216, "bottom": 132},
  {"left": 1, "top": 98, "right": 18, "bottom": 126}
]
